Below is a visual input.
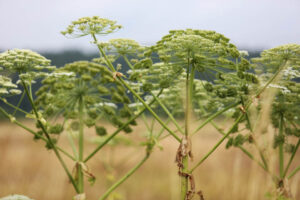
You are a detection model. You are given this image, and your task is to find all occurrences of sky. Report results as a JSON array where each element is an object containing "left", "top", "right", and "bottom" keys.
[{"left": 0, "top": 0, "right": 299, "bottom": 52}]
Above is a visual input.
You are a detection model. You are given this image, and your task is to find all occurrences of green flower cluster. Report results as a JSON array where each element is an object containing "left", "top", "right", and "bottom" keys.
[
  {"left": 61, "top": 16, "right": 122, "bottom": 37},
  {"left": 152, "top": 29, "right": 240, "bottom": 67},
  {"left": 35, "top": 61, "right": 135, "bottom": 138},
  {"left": 101, "top": 38, "right": 144, "bottom": 56},
  {"left": 0, "top": 49, "right": 54, "bottom": 83},
  {"left": 0, "top": 75, "right": 21, "bottom": 96},
  {"left": 253, "top": 44, "right": 300, "bottom": 76},
  {"left": 128, "top": 61, "right": 183, "bottom": 93}
]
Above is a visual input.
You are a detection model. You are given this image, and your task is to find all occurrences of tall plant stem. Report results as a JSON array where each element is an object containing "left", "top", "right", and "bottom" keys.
[
  {"left": 77, "top": 97, "right": 85, "bottom": 193},
  {"left": 84, "top": 89, "right": 163, "bottom": 162},
  {"left": 284, "top": 138, "right": 300, "bottom": 177},
  {"left": 180, "top": 60, "right": 195, "bottom": 200},
  {"left": 98, "top": 154, "right": 149, "bottom": 200},
  {"left": 279, "top": 114, "right": 284, "bottom": 179},
  {"left": 190, "top": 114, "right": 244, "bottom": 173},
  {"left": 91, "top": 34, "right": 180, "bottom": 142},
  {"left": 21, "top": 81, "right": 79, "bottom": 193}
]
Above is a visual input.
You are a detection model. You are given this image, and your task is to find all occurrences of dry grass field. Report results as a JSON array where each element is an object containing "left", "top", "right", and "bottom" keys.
[{"left": 0, "top": 119, "right": 299, "bottom": 200}]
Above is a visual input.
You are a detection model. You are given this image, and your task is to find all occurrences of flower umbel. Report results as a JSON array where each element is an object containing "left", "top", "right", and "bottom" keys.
[{"left": 61, "top": 16, "right": 122, "bottom": 38}]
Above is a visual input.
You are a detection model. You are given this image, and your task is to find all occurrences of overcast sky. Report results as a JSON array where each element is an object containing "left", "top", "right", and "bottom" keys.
[{"left": 0, "top": 0, "right": 299, "bottom": 52}]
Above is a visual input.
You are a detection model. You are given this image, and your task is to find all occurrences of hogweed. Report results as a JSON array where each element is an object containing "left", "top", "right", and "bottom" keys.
[{"left": 1, "top": 15, "right": 299, "bottom": 200}]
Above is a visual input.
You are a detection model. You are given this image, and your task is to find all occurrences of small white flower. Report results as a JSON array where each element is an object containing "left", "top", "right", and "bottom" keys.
[
  {"left": 128, "top": 102, "right": 143, "bottom": 108},
  {"left": 96, "top": 102, "right": 117, "bottom": 109},
  {"left": 268, "top": 84, "right": 291, "bottom": 94},
  {"left": 239, "top": 50, "right": 249, "bottom": 57}
]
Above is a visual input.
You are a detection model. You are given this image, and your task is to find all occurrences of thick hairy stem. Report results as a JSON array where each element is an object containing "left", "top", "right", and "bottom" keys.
[
  {"left": 21, "top": 81, "right": 79, "bottom": 193},
  {"left": 77, "top": 97, "right": 85, "bottom": 193},
  {"left": 180, "top": 60, "right": 195, "bottom": 200},
  {"left": 98, "top": 154, "right": 149, "bottom": 200}
]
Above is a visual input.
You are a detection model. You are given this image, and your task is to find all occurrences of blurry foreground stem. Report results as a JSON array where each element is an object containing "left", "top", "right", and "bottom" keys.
[{"left": 98, "top": 154, "right": 150, "bottom": 200}]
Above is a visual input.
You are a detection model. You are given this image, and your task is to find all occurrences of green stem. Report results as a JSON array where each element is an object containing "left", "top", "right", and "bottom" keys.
[
  {"left": 241, "top": 96, "right": 269, "bottom": 171},
  {"left": 121, "top": 74, "right": 181, "bottom": 142},
  {"left": 0, "top": 107, "right": 75, "bottom": 160},
  {"left": 240, "top": 96, "right": 253, "bottom": 132},
  {"left": 180, "top": 59, "right": 194, "bottom": 200},
  {"left": 78, "top": 97, "right": 85, "bottom": 193},
  {"left": 150, "top": 91, "right": 184, "bottom": 135},
  {"left": 150, "top": 117, "right": 156, "bottom": 136},
  {"left": 288, "top": 165, "right": 300, "bottom": 179},
  {"left": 284, "top": 138, "right": 300, "bottom": 177},
  {"left": 67, "top": 131, "right": 79, "bottom": 160},
  {"left": 84, "top": 89, "right": 164, "bottom": 162},
  {"left": 190, "top": 114, "right": 244, "bottom": 173},
  {"left": 123, "top": 55, "right": 134, "bottom": 70},
  {"left": 256, "top": 60, "right": 288, "bottom": 98},
  {"left": 92, "top": 34, "right": 180, "bottom": 142},
  {"left": 13, "top": 91, "right": 25, "bottom": 115},
  {"left": 142, "top": 113, "right": 151, "bottom": 132},
  {"left": 157, "top": 118, "right": 172, "bottom": 139},
  {"left": 279, "top": 114, "right": 284, "bottom": 179},
  {"left": 99, "top": 154, "right": 150, "bottom": 200},
  {"left": 92, "top": 34, "right": 116, "bottom": 73},
  {"left": 191, "top": 101, "right": 240, "bottom": 136},
  {"left": 21, "top": 81, "right": 79, "bottom": 193},
  {"left": 210, "top": 120, "right": 267, "bottom": 171},
  {"left": 0, "top": 98, "right": 31, "bottom": 116}
]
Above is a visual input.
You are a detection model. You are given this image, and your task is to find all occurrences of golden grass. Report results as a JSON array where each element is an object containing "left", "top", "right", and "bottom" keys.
[{"left": 0, "top": 119, "right": 299, "bottom": 200}]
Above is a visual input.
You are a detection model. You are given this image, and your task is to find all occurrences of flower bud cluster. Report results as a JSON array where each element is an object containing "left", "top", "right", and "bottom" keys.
[
  {"left": 152, "top": 29, "right": 240, "bottom": 70},
  {"left": 35, "top": 61, "right": 135, "bottom": 136},
  {"left": 0, "top": 49, "right": 54, "bottom": 85},
  {"left": 252, "top": 44, "right": 300, "bottom": 76},
  {"left": 0, "top": 75, "right": 21, "bottom": 97},
  {"left": 102, "top": 38, "right": 144, "bottom": 56},
  {"left": 61, "top": 16, "right": 122, "bottom": 37}
]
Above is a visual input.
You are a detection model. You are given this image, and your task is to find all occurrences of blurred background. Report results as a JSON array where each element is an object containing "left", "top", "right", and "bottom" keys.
[{"left": 0, "top": 0, "right": 300, "bottom": 199}]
